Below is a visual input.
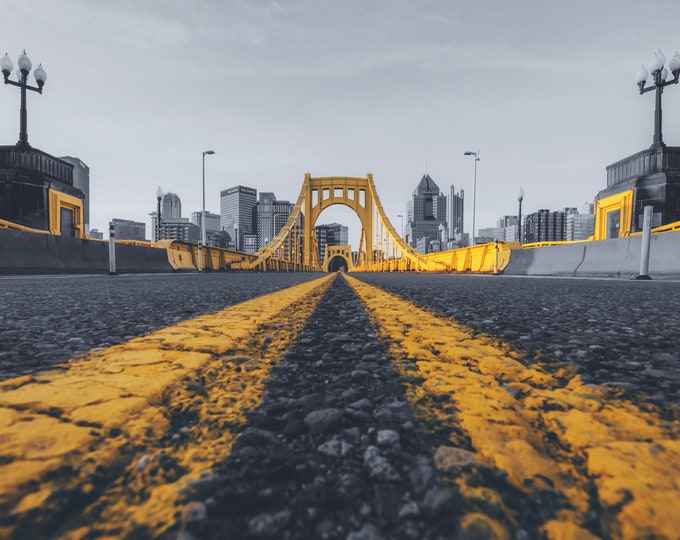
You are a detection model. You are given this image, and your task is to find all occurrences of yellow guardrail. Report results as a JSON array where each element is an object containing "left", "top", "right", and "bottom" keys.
[
  {"left": 356, "top": 241, "right": 516, "bottom": 274},
  {"left": 0, "top": 218, "right": 51, "bottom": 235}
]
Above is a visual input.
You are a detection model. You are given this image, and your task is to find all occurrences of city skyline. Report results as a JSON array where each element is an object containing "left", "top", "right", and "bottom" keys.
[{"left": 2, "top": 1, "right": 680, "bottom": 247}]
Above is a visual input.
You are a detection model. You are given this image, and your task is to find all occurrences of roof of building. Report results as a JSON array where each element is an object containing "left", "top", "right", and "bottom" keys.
[{"left": 413, "top": 174, "right": 441, "bottom": 196}]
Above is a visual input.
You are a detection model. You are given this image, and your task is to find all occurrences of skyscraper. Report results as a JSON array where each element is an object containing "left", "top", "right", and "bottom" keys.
[
  {"left": 405, "top": 174, "right": 447, "bottom": 253},
  {"left": 256, "top": 192, "right": 293, "bottom": 249},
  {"left": 449, "top": 185, "right": 464, "bottom": 240},
  {"left": 316, "top": 222, "right": 349, "bottom": 264},
  {"left": 220, "top": 185, "right": 257, "bottom": 250},
  {"left": 162, "top": 192, "right": 182, "bottom": 219}
]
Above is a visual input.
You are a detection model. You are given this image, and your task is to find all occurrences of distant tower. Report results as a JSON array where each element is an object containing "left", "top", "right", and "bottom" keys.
[
  {"left": 405, "top": 174, "right": 447, "bottom": 253},
  {"left": 449, "top": 185, "right": 464, "bottom": 240},
  {"left": 220, "top": 185, "right": 257, "bottom": 250},
  {"left": 162, "top": 192, "right": 182, "bottom": 219},
  {"left": 60, "top": 156, "right": 90, "bottom": 232},
  {"left": 256, "top": 192, "right": 294, "bottom": 249}
]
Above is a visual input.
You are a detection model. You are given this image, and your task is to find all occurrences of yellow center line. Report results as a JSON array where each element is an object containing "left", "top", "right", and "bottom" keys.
[
  {"left": 345, "top": 274, "right": 680, "bottom": 540},
  {"left": 0, "top": 273, "right": 335, "bottom": 539}
]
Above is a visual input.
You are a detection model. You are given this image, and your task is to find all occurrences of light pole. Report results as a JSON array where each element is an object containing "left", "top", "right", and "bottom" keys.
[
  {"left": 156, "top": 186, "right": 163, "bottom": 242},
  {"left": 635, "top": 50, "right": 680, "bottom": 149},
  {"left": 517, "top": 187, "right": 524, "bottom": 244},
  {"left": 200, "top": 150, "right": 215, "bottom": 272},
  {"left": 1, "top": 50, "right": 47, "bottom": 149},
  {"left": 396, "top": 214, "right": 404, "bottom": 238},
  {"left": 464, "top": 150, "right": 480, "bottom": 246}
]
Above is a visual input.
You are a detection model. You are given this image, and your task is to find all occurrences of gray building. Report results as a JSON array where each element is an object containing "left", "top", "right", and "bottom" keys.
[
  {"left": 256, "top": 192, "right": 293, "bottom": 249},
  {"left": 162, "top": 192, "right": 182, "bottom": 219},
  {"left": 449, "top": 185, "right": 464, "bottom": 240},
  {"left": 159, "top": 217, "right": 200, "bottom": 243},
  {"left": 405, "top": 174, "right": 447, "bottom": 253},
  {"left": 566, "top": 213, "right": 595, "bottom": 240},
  {"left": 316, "top": 222, "right": 349, "bottom": 264},
  {"left": 60, "top": 156, "right": 90, "bottom": 232},
  {"left": 220, "top": 185, "right": 257, "bottom": 251},
  {"left": 523, "top": 210, "right": 562, "bottom": 243},
  {"left": 191, "top": 211, "right": 221, "bottom": 247},
  {"left": 112, "top": 218, "right": 146, "bottom": 241}
]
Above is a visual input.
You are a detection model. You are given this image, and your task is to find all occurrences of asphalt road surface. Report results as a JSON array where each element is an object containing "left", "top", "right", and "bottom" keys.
[
  {"left": 1, "top": 271, "right": 679, "bottom": 539},
  {"left": 354, "top": 273, "right": 680, "bottom": 406},
  {"left": 2, "top": 272, "right": 678, "bottom": 405},
  {"left": 0, "top": 272, "right": 319, "bottom": 380}
]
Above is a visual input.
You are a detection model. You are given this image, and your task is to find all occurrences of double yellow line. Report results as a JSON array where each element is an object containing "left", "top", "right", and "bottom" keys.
[
  {"left": 345, "top": 275, "right": 680, "bottom": 540},
  {"left": 0, "top": 274, "right": 334, "bottom": 539},
  {"left": 1, "top": 273, "right": 679, "bottom": 539}
]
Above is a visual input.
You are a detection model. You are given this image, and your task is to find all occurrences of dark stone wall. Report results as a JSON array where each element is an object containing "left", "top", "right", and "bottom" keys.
[{"left": 0, "top": 228, "right": 173, "bottom": 274}]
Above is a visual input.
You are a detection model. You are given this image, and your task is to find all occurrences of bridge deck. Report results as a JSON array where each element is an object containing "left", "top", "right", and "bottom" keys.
[{"left": 0, "top": 273, "right": 679, "bottom": 539}]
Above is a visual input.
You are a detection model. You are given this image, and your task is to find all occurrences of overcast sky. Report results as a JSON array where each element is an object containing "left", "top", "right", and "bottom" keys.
[{"left": 3, "top": 0, "right": 680, "bottom": 243}]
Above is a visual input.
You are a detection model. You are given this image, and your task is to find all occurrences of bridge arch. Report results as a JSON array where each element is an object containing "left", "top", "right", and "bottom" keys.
[
  {"left": 323, "top": 245, "right": 353, "bottom": 272},
  {"left": 245, "top": 173, "right": 423, "bottom": 272},
  {"left": 302, "top": 175, "right": 374, "bottom": 267}
]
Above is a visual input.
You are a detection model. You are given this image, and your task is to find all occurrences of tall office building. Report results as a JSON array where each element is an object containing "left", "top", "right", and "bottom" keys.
[
  {"left": 316, "top": 222, "right": 349, "bottom": 264},
  {"left": 220, "top": 185, "right": 257, "bottom": 251},
  {"left": 60, "top": 156, "right": 90, "bottom": 232},
  {"left": 405, "top": 174, "right": 447, "bottom": 253},
  {"left": 256, "top": 192, "right": 293, "bottom": 249},
  {"left": 111, "top": 218, "right": 146, "bottom": 241},
  {"left": 523, "top": 209, "right": 568, "bottom": 243},
  {"left": 162, "top": 192, "right": 182, "bottom": 219},
  {"left": 449, "top": 185, "right": 464, "bottom": 240}
]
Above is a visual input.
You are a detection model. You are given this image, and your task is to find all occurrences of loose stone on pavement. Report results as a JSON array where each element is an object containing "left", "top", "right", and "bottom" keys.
[{"left": 184, "top": 275, "right": 462, "bottom": 540}]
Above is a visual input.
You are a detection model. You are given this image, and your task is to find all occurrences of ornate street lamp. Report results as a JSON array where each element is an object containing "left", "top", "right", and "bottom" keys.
[
  {"left": 156, "top": 186, "right": 164, "bottom": 242},
  {"left": 517, "top": 187, "right": 524, "bottom": 244},
  {"left": 1, "top": 50, "right": 47, "bottom": 149},
  {"left": 200, "top": 150, "right": 215, "bottom": 272},
  {"left": 635, "top": 50, "right": 680, "bottom": 148},
  {"left": 464, "top": 150, "right": 480, "bottom": 246}
]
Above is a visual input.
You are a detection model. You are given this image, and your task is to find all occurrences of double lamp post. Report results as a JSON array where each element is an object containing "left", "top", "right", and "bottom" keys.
[{"left": 1, "top": 50, "right": 47, "bottom": 148}]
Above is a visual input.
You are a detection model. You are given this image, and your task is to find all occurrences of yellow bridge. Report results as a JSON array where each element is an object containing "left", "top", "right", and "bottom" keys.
[{"left": 159, "top": 173, "right": 511, "bottom": 274}]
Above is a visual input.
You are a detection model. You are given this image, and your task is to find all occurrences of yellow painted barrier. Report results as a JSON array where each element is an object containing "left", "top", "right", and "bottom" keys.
[
  {"left": 358, "top": 241, "right": 515, "bottom": 274},
  {"left": 0, "top": 218, "right": 50, "bottom": 235}
]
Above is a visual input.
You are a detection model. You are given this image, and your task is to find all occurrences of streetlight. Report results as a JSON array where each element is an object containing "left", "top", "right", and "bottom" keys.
[
  {"left": 1, "top": 50, "right": 47, "bottom": 148},
  {"left": 517, "top": 187, "right": 524, "bottom": 244},
  {"left": 396, "top": 214, "right": 404, "bottom": 238},
  {"left": 199, "top": 150, "right": 215, "bottom": 272},
  {"left": 635, "top": 50, "right": 680, "bottom": 148},
  {"left": 156, "top": 186, "right": 163, "bottom": 242},
  {"left": 464, "top": 150, "right": 480, "bottom": 246}
]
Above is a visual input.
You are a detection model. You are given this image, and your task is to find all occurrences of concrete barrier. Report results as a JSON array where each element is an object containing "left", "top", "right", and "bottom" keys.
[
  {"left": 502, "top": 248, "right": 535, "bottom": 275},
  {"left": 504, "top": 230, "right": 680, "bottom": 278},
  {"left": 575, "top": 237, "right": 632, "bottom": 277},
  {"left": 0, "top": 228, "right": 174, "bottom": 274}
]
